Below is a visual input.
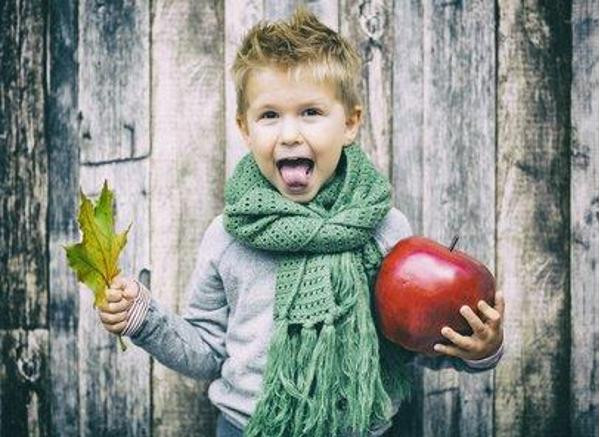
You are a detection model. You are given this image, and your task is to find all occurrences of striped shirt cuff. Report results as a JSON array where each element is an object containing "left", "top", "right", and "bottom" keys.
[
  {"left": 121, "top": 279, "right": 151, "bottom": 338},
  {"left": 461, "top": 341, "right": 505, "bottom": 369}
]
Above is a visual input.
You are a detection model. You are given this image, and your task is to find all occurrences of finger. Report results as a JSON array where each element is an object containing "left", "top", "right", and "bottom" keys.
[
  {"left": 106, "top": 320, "right": 127, "bottom": 335},
  {"left": 459, "top": 305, "right": 488, "bottom": 338},
  {"left": 122, "top": 278, "right": 140, "bottom": 301},
  {"left": 99, "top": 297, "right": 132, "bottom": 314},
  {"left": 99, "top": 309, "right": 128, "bottom": 325},
  {"left": 477, "top": 300, "right": 502, "bottom": 326},
  {"left": 106, "top": 287, "right": 123, "bottom": 303},
  {"left": 440, "top": 326, "right": 475, "bottom": 351},
  {"left": 107, "top": 298, "right": 132, "bottom": 313},
  {"left": 110, "top": 275, "right": 127, "bottom": 290},
  {"left": 433, "top": 343, "right": 464, "bottom": 358},
  {"left": 494, "top": 290, "right": 505, "bottom": 317}
]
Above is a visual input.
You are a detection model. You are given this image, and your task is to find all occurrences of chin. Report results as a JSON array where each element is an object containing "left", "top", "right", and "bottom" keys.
[
  {"left": 279, "top": 186, "right": 318, "bottom": 203},
  {"left": 283, "top": 192, "right": 314, "bottom": 204}
]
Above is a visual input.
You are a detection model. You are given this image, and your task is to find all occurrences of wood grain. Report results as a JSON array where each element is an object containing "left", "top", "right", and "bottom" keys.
[
  {"left": 421, "top": 2, "right": 496, "bottom": 436},
  {"left": 571, "top": 0, "right": 599, "bottom": 435},
  {"left": 0, "top": 0, "right": 47, "bottom": 330},
  {"left": 47, "top": 0, "right": 81, "bottom": 435},
  {"left": 392, "top": 0, "right": 425, "bottom": 232},
  {"left": 0, "top": 1, "right": 49, "bottom": 435},
  {"left": 0, "top": 329, "right": 49, "bottom": 436},
  {"left": 340, "top": 0, "right": 394, "bottom": 177},
  {"left": 389, "top": 1, "right": 425, "bottom": 435},
  {"left": 496, "top": 1, "right": 572, "bottom": 435},
  {"left": 151, "top": 1, "right": 226, "bottom": 435},
  {"left": 78, "top": 0, "right": 151, "bottom": 163},
  {"left": 77, "top": 1, "right": 152, "bottom": 435}
]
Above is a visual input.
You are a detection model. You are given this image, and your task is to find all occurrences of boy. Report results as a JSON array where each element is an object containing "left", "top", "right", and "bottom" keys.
[{"left": 97, "top": 7, "right": 504, "bottom": 437}]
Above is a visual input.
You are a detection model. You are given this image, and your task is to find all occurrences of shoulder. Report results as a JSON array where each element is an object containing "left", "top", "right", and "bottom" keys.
[
  {"left": 204, "top": 213, "right": 229, "bottom": 240},
  {"left": 373, "top": 207, "right": 413, "bottom": 256},
  {"left": 196, "top": 213, "right": 236, "bottom": 264}
]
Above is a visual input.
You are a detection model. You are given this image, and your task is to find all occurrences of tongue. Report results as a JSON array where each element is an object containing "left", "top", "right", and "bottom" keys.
[{"left": 279, "top": 161, "right": 312, "bottom": 187}]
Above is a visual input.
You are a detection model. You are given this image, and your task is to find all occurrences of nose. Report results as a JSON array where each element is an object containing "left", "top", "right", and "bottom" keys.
[{"left": 279, "top": 115, "right": 301, "bottom": 146}]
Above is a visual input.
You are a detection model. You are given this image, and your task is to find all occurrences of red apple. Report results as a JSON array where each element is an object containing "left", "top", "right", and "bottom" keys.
[{"left": 374, "top": 236, "right": 495, "bottom": 357}]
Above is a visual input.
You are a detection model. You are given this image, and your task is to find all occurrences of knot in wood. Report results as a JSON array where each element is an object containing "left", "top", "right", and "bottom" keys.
[
  {"left": 358, "top": 2, "right": 387, "bottom": 40},
  {"left": 17, "top": 355, "right": 41, "bottom": 383}
]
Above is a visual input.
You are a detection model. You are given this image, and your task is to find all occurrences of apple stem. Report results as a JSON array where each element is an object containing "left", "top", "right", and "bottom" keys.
[{"left": 449, "top": 235, "right": 459, "bottom": 251}]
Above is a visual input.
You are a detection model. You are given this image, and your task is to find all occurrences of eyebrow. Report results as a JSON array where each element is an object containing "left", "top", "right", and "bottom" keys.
[{"left": 253, "top": 99, "right": 330, "bottom": 112}]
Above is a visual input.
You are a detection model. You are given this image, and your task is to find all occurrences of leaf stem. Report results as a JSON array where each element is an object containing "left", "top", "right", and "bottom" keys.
[{"left": 118, "top": 335, "right": 127, "bottom": 351}]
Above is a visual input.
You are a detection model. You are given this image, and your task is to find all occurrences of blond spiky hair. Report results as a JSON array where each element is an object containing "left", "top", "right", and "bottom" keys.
[{"left": 230, "top": 5, "right": 363, "bottom": 120}]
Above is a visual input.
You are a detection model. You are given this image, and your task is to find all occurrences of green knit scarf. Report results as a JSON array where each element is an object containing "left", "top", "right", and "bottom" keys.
[{"left": 223, "top": 143, "right": 412, "bottom": 437}]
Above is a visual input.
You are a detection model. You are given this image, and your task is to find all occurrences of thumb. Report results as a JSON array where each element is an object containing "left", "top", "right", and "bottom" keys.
[{"left": 121, "top": 277, "right": 140, "bottom": 301}]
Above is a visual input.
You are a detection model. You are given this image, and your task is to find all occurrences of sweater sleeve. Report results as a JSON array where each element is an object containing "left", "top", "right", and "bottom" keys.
[
  {"left": 373, "top": 207, "right": 503, "bottom": 372},
  {"left": 122, "top": 215, "right": 230, "bottom": 381}
]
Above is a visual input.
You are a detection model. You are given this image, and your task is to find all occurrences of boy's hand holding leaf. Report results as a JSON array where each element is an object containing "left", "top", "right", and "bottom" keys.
[
  {"left": 97, "top": 275, "right": 139, "bottom": 335},
  {"left": 63, "top": 180, "right": 132, "bottom": 351}
]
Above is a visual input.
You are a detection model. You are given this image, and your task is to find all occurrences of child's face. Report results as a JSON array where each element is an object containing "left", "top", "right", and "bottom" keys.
[{"left": 236, "top": 66, "right": 362, "bottom": 203}]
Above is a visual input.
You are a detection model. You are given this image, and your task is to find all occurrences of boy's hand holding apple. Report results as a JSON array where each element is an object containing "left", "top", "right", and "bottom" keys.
[
  {"left": 434, "top": 289, "right": 504, "bottom": 360},
  {"left": 97, "top": 275, "right": 139, "bottom": 335}
]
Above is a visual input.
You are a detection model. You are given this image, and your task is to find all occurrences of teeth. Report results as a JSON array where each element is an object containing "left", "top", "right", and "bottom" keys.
[{"left": 276, "top": 157, "right": 314, "bottom": 170}]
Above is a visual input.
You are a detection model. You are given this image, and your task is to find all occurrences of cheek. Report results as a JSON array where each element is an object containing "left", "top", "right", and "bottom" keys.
[
  {"left": 253, "top": 151, "right": 277, "bottom": 177},
  {"left": 316, "top": 147, "right": 343, "bottom": 172}
]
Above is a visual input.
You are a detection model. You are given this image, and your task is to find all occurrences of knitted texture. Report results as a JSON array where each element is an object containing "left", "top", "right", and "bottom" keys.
[{"left": 223, "top": 143, "right": 412, "bottom": 436}]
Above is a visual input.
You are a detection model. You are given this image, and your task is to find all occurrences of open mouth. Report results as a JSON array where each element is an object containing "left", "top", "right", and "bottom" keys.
[{"left": 276, "top": 157, "right": 315, "bottom": 192}]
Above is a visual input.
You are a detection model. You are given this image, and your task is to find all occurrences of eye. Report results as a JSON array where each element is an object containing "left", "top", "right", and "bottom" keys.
[
  {"left": 303, "top": 108, "right": 322, "bottom": 116},
  {"left": 259, "top": 111, "right": 278, "bottom": 119}
]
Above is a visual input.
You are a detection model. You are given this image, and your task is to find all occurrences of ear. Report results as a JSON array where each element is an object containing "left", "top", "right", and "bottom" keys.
[
  {"left": 344, "top": 105, "right": 362, "bottom": 144},
  {"left": 236, "top": 114, "right": 251, "bottom": 149}
]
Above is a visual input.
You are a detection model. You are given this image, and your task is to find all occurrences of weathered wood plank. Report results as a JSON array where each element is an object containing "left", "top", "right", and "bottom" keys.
[
  {"left": 78, "top": 0, "right": 151, "bottom": 163},
  {"left": 496, "top": 1, "right": 572, "bottom": 435},
  {"left": 421, "top": 2, "right": 496, "bottom": 436},
  {"left": 301, "top": 0, "right": 338, "bottom": 30},
  {"left": 263, "top": 0, "right": 298, "bottom": 21},
  {"left": 0, "top": 1, "right": 49, "bottom": 435},
  {"left": 389, "top": 1, "right": 425, "bottom": 435},
  {"left": 77, "top": 1, "right": 152, "bottom": 434},
  {"left": 263, "top": 1, "right": 338, "bottom": 31},
  {"left": 225, "top": 0, "right": 263, "bottom": 178},
  {"left": 47, "top": 0, "right": 81, "bottom": 435},
  {"left": 151, "top": 1, "right": 226, "bottom": 435},
  {"left": 340, "top": 0, "right": 394, "bottom": 177},
  {"left": 392, "top": 0, "right": 425, "bottom": 233},
  {"left": 570, "top": 0, "right": 599, "bottom": 435},
  {"left": 0, "top": 0, "right": 47, "bottom": 330},
  {"left": 0, "top": 329, "right": 49, "bottom": 436}
]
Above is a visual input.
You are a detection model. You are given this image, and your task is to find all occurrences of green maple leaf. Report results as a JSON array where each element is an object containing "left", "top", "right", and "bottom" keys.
[{"left": 64, "top": 180, "right": 131, "bottom": 314}]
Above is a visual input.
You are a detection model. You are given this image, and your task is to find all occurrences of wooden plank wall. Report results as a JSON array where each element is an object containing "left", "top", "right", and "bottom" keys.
[
  {"left": 571, "top": 0, "right": 599, "bottom": 435},
  {"left": 47, "top": 1, "right": 80, "bottom": 435},
  {"left": 77, "top": 1, "right": 152, "bottom": 435},
  {"left": 0, "top": 1, "right": 597, "bottom": 436},
  {"left": 151, "top": 1, "right": 225, "bottom": 435}
]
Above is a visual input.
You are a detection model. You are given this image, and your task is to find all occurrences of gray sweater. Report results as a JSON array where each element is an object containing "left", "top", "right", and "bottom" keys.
[{"left": 124, "top": 207, "right": 504, "bottom": 435}]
